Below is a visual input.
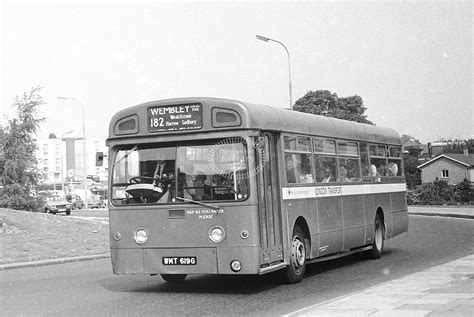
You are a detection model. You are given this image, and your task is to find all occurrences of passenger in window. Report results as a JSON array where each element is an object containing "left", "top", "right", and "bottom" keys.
[
  {"left": 285, "top": 155, "right": 297, "bottom": 183},
  {"left": 339, "top": 166, "right": 351, "bottom": 182},
  {"left": 322, "top": 169, "right": 334, "bottom": 183},
  {"left": 370, "top": 164, "right": 378, "bottom": 177},
  {"left": 167, "top": 170, "right": 192, "bottom": 202},
  {"left": 389, "top": 162, "right": 399, "bottom": 176},
  {"left": 190, "top": 174, "right": 211, "bottom": 201},
  {"left": 378, "top": 165, "right": 387, "bottom": 176},
  {"left": 298, "top": 155, "right": 313, "bottom": 183}
]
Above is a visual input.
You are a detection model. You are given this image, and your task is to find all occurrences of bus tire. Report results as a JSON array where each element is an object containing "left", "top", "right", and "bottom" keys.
[
  {"left": 368, "top": 214, "right": 384, "bottom": 259},
  {"left": 161, "top": 274, "right": 187, "bottom": 282},
  {"left": 281, "top": 224, "right": 306, "bottom": 284}
]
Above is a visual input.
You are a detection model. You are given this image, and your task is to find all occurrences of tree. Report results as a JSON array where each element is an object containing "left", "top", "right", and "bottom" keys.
[
  {"left": 0, "top": 87, "right": 45, "bottom": 211},
  {"left": 293, "top": 90, "right": 373, "bottom": 124},
  {"left": 403, "top": 155, "right": 421, "bottom": 189},
  {"left": 441, "top": 139, "right": 474, "bottom": 154}
]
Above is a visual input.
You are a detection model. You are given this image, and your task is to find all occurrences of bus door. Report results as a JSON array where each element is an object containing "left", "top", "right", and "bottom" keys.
[{"left": 258, "top": 133, "right": 283, "bottom": 266}]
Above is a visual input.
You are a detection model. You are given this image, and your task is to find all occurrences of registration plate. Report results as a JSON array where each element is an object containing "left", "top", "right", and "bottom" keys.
[{"left": 162, "top": 256, "right": 197, "bottom": 265}]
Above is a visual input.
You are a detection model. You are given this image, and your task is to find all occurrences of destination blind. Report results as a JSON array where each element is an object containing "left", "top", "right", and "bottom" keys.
[{"left": 147, "top": 103, "right": 203, "bottom": 132}]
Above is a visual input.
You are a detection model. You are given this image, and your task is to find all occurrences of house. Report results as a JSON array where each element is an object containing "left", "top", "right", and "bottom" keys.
[{"left": 417, "top": 151, "right": 474, "bottom": 186}]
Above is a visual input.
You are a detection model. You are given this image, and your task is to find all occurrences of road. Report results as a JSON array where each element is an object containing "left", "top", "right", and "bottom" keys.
[{"left": 2, "top": 215, "right": 473, "bottom": 316}]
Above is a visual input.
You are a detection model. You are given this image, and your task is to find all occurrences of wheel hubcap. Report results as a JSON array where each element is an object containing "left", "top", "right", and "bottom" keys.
[{"left": 291, "top": 237, "right": 305, "bottom": 269}]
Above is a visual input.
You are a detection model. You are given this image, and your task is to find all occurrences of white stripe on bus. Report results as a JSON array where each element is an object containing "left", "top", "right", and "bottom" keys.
[{"left": 282, "top": 183, "right": 406, "bottom": 200}]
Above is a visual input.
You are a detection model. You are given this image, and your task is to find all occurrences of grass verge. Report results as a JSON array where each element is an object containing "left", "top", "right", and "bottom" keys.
[{"left": 0, "top": 208, "right": 109, "bottom": 265}]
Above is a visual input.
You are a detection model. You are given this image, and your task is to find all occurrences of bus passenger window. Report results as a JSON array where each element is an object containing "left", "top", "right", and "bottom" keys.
[
  {"left": 315, "top": 156, "right": 337, "bottom": 183},
  {"left": 285, "top": 153, "right": 313, "bottom": 184},
  {"left": 388, "top": 160, "right": 401, "bottom": 176},
  {"left": 285, "top": 154, "right": 297, "bottom": 183},
  {"left": 360, "top": 143, "right": 370, "bottom": 177},
  {"left": 284, "top": 136, "right": 297, "bottom": 151},
  {"left": 339, "top": 166, "right": 351, "bottom": 182},
  {"left": 338, "top": 158, "right": 361, "bottom": 182},
  {"left": 370, "top": 158, "right": 388, "bottom": 176}
]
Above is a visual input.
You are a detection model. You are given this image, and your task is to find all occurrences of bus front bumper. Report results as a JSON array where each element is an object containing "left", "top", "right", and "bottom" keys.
[{"left": 111, "top": 246, "right": 261, "bottom": 275}]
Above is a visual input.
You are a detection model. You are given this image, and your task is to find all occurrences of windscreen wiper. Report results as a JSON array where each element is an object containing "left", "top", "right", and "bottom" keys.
[
  {"left": 174, "top": 196, "right": 221, "bottom": 210},
  {"left": 113, "top": 145, "right": 138, "bottom": 166}
]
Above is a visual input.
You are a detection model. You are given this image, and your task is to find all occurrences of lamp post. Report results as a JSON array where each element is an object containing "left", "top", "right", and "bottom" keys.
[
  {"left": 57, "top": 96, "right": 88, "bottom": 205},
  {"left": 256, "top": 34, "right": 293, "bottom": 110},
  {"left": 61, "top": 130, "right": 74, "bottom": 194}
]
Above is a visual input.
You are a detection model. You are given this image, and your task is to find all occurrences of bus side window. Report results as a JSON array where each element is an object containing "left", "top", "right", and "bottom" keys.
[
  {"left": 360, "top": 143, "right": 370, "bottom": 177},
  {"left": 285, "top": 153, "right": 313, "bottom": 184},
  {"left": 285, "top": 154, "right": 297, "bottom": 183},
  {"left": 315, "top": 156, "right": 337, "bottom": 183},
  {"left": 370, "top": 158, "right": 388, "bottom": 176},
  {"left": 338, "top": 157, "right": 361, "bottom": 182},
  {"left": 388, "top": 160, "right": 401, "bottom": 176}
]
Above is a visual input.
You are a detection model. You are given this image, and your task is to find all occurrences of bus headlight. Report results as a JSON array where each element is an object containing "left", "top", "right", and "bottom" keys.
[
  {"left": 230, "top": 260, "right": 242, "bottom": 272},
  {"left": 134, "top": 228, "right": 149, "bottom": 244},
  {"left": 208, "top": 226, "right": 225, "bottom": 243}
]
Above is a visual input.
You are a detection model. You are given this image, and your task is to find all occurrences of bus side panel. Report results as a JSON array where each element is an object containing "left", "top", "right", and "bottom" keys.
[
  {"left": 342, "top": 194, "right": 366, "bottom": 250},
  {"left": 317, "top": 197, "right": 343, "bottom": 255},
  {"left": 283, "top": 198, "right": 319, "bottom": 258},
  {"left": 390, "top": 191, "right": 409, "bottom": 238},
  {"left": 373, "top": 192, "right": 392, "bottom": 238},
  {"left": 363, "top": 194, "right": 375, "bottom": 245}
]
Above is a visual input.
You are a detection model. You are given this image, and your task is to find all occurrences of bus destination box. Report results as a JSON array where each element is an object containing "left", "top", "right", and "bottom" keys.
[{"left": 148, "top": 103, "right": 203, "bottom": 132}]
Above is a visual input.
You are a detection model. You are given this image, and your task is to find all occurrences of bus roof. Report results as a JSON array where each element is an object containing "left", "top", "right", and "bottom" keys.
[{"left": 108, "top": 97, "right": 401, "bottom": 145}]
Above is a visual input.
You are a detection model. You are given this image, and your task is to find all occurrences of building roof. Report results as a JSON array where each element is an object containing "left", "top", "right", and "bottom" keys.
[{"left": 417, "top": 153, "right": 474, "bottom": 169}]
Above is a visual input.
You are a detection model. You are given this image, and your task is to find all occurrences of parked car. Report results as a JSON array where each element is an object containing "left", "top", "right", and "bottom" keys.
[
  {"left": 87, "top": 195, "right": 106, "bottom": 209},
  {"left": 68, "top": 194, "right": 85, "bottom": 210},
  {"left": 44, "top": 195, "right": 72, "bottom": 215}
]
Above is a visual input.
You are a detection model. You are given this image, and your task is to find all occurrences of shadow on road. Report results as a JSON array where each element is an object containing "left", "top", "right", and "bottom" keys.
[{"left": 98, "top": 248, "right": 401, "bottom": 295}]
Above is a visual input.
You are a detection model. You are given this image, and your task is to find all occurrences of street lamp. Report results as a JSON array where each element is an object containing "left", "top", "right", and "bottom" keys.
[
  {"left": 61, "top": 130, "right": 74, "bottom": 194},
  {"left": 256, "top": 34, "right": 293, "bottom": 110},
  {"left": 57, "top": 96, "right": 88, "bottom": 205}
]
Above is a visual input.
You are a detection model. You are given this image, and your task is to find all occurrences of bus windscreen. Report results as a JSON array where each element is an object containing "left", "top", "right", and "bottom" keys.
[{"left": 111, "top": 138, "right": 249, "bottom": 205}]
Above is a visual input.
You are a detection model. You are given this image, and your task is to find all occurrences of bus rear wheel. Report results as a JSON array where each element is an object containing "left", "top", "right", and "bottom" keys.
[
  {"left": 161, "top": 274, "right": 187, "bottom": 282},
  {"left": 281, "top": 225, "right": 306, "bottom": 284},
  {"left": 367, "top": 214, "right": 384, "bottom": 259}
]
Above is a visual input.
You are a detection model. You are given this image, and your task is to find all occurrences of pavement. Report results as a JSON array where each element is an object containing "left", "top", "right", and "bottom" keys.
[
  {"left": 408, "top": 206, "right": 474, "bottom": 220},
  {"left": 285, "top": 207, "right": 474, "bottom": 317},
  {"left": 285, "top": 254, "right": 473, "bottom": 316},
  {"left": 2, "top": 206, "right": 473, "bottom": 316}
]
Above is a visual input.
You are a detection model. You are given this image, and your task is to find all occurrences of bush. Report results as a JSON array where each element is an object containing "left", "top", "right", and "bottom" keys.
[
  {"left": 406, "top": 189, "right": 419, "bottom": 205},
  {"left": 454, "top": 178, "right": 474, "bottom": 204},
  {"left": 407, "top": 178, "right": 472, "bottom": 205}
]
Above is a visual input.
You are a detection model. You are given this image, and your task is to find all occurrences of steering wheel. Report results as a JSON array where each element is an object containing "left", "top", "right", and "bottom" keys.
[{"left": 129, "top": 176, "right": 158, "bottom": 184}]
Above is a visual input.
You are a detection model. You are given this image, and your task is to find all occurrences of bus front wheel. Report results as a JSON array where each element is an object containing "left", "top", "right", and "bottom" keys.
[
  {"left": 367, "top": 214, "right": 384, "bottom": 259},
  {"left": 281, "top": 225, "right": 306, "bottom": 284},
  {"left": 161, "top": 274, "right": 187, "bottom": 282}
]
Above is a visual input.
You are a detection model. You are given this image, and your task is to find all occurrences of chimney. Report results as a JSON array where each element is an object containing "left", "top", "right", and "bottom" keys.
[{"left": 464, "top": 148, "right": 469, "bottom": 156}]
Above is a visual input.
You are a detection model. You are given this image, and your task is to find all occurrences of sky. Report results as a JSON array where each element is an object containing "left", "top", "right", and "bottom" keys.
[{"left": 1, "top": 0, "right": 472, "bottom": 143}]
